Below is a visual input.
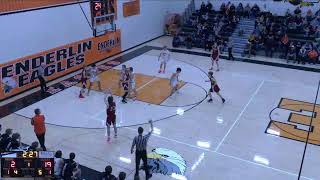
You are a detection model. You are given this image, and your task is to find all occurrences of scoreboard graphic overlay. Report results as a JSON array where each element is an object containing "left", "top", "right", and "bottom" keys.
[{"left": 1, "top": 151, "right": 54, "bottom": 178}]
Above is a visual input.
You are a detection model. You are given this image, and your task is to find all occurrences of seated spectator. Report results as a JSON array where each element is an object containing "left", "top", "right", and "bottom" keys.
[
  {"left": 172, "top": 34, "right": 181, "bottom": 48},
  {"left": 298, "top": 45, "right": 307, "bottom": 64},
  {"left": 63, "top": 152, "right": 78, "bottom": 180},
  {"left": 204, "top": 33, "right": 214, "bottom": 51},
  {"left": 294, "top": 7, "right": 301, "bottom": 16},
  {"left": 285, "top": 9, "right": 291, "bottom": 17},
  {"left": 305, "top": 42, "right": 313, "bottom": 52},
  {"left": 28, "top": 141, "right": 39, "bottom": 151},
  {"left": 100, "top": 165, "right": 116, "bottom": 180},
  {"left": 311, "top": 15, "right": 320, "bottom": 28},
  {"left": 72, "top": 163, "right": 82, "bottom": 180},
  {"left": 0, "top": 129, "right": 12, "bottom": 151},
  {"left": 118, "top": 172, "right": 126, "bottom": 180},
  {"left": 288, "top": 21, "right": 297, "bottom": 30},
  {"left": 306, "top": 9, "right": 314, "bottom": 22},
  {"left": 315, "top": 28, "right": 320, "bottom": 42},
  {"left": 54, "top": 150, "right": 65, "bottom": 179},
  {"left": 185, "top": 35, "right": 193, "bottom": 49},
  {"left": 287, "top": 43, "right": 296, "bottom": 63},
  {"left": 304, "top": 25, "right": 310, "bottom": 37},
  {"left": 7, "top": 133, "right": 21, "bottom": 151},
  {"left": 308, "top": 48, "right": 318, "bottom": 64},
  {"left": 243, "top": 40, "right": 255, "bottom": 57},
  {"left": 296, "top": 17, "right": 303, "bottom": 30}
]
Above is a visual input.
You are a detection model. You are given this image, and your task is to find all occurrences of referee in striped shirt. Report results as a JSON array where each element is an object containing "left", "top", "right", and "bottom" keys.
[{"left": 131, "top": 120, "right": 153, "bottom": 179}]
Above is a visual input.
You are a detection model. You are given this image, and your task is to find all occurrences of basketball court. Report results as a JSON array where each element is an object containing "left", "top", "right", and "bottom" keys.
[{"left": 1, "top": 44, "right": 319, "bottom": 179}]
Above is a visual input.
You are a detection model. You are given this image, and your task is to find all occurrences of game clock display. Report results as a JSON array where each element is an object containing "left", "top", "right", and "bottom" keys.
[{"left": 1, "top": 151, "right": 54, "bottom": 178}]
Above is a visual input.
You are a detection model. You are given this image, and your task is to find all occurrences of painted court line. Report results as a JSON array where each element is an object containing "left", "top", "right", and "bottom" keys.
[
  {"left": 124, "top": 126, "right": 314, "bottom": 180},
  {"left": 136, "top": 77, "right": 158, "bottom": 91},
  {"left": 214, "top": 80, "right": 265, "bottom": 152}
]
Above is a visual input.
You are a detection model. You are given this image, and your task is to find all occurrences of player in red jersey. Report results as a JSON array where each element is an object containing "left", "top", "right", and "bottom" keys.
[
  {"left": 104, "top": 89, "right": 117, "bottom": 142},
  {"left": 210, "top": 42, "right": 220, "bottom": 71},
  {"left": 206, "top": 71, "right": 225, "bottom": 103}
]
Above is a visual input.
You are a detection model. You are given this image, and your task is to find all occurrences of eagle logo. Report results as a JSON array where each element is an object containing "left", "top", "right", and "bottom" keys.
[
  {"left": 144, "top": 148, "right": 187, "bottom": 176},
  {"left": 1, "top": 77, "right": 17, "bottom": 94}
]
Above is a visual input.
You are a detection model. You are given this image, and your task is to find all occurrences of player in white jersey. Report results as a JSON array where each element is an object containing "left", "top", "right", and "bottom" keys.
[
  {"left": 87, "top": 64, "right": 102, "bottom": 96},
  {"left": 128, "top": 67, "right": 137, "bottom": 100},
  {"left": 170, "top": 67, "right": 182, "bottom": 96},
  {"left": 158, "top": 46, "right": 170, "bottom": 73},
  {"left": 119, "top": 65, "right": 127, "bottom": 88}
]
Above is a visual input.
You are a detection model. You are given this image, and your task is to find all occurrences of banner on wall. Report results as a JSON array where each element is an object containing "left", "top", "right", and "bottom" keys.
[
  {"left": 0, "top": 0, "right": 87, "bottom": 13},
  {"left": 123, "top": 0, "right": 140, "bottom": 17},
  {"left": 0, "top": 30, "right": 121, "bottom": 101}
]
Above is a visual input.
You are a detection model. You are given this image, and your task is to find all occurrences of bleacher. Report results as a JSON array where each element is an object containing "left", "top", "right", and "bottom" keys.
[{"left": 173, "top": 2, "right": 240, "bottom": 50}]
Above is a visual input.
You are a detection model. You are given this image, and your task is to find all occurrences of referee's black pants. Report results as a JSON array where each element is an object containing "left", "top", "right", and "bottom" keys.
[
  {"left": 38, "top": 76, "right": 47, "bottom": 93},
  {"left": 135, "top": 150, "right": 150, "bottom": 179}
]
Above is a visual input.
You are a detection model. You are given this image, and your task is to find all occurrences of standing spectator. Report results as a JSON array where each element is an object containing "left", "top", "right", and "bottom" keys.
[
  {"left": 54, "top": 150, "right": 64, "bottom": 179},
  {"left": 0, "top": 129, "right": 13, "bottom": 151},
  {"left": 251, "top": 4, "right": 260, "bottom": 18},
  {"left": 0, "top": 124, "right": 2, "bottom": 136},
  {"left": 118, "top": 172, "right": 126, "bottom": 180},
  {"left": 295, "top": 42, "right": 302, "bottom": 63},
  {"left": 7, "top": 133, "right": 21, "bottom": 151},
  {"left": 281, "top": 34, "right": 289, "bottom": 58},
  {"left": 244, "top": 4, "right": 251, "bottom": 19},
  {"left": 206, "top": 1, "right": 212, "bottom": 12},
  {"left": 220, "top": 3, "right": 226, "bottom": 14},
  {"left": 200, "top": 1, "right": 206, "bottom": 14},
  {"left": 265, "top": 35, "right": 274, "bottom": 57},
  {"left": 237, "top": 3, "right": 244, "bottom": 17},
  {"left": 227, "top": 39, "right": 235, "bottom": 60},
  {"left": 131, "top": 120, "right": 154, "bottom": 180},
  {"left": 100, "top": 165, "right": 116, "bottom": 180},
  {"left": 31, "top": 108, "right": 47, "bottom": 151},
  {"left": 37, "top": 64, "right": 47, "bottom": 94}
]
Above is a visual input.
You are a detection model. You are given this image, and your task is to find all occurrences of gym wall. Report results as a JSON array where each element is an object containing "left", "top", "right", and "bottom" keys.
[{"left": 0, "top": 0, "right": 191, "bottom": 100}]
